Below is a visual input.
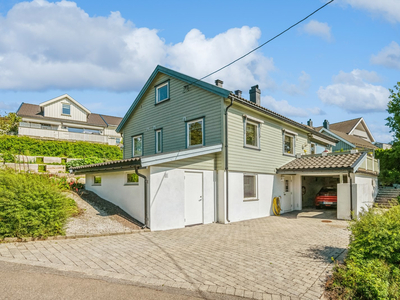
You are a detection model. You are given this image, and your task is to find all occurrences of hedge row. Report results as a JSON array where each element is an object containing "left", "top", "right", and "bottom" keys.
[{"left": 0, "top": 135, "right": 122, "bottom": 160}]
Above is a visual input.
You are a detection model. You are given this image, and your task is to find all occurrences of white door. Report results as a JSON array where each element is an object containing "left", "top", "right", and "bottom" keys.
[
  {"left": 184, "top": 172, "right": 203, "bottom": 226},
  {"left": 282, "top": 176, "right": 293, "bottom": 212}
]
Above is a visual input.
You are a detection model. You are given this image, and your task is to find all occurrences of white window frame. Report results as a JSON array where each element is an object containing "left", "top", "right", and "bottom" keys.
[
  {"left": 244, "top": 118, "right": 260, "bottom": 149},
  {"left": 155, "top": 81, "right": 170, "bottom": 103},
  {"left": 93, "top": 175, "right": 101, "bottom": 186},
  {"left": 283, "top": 131, "right": 295, "bottom": 156},
  {"left": 155, "top": 129, "right": 162, "bottom": 154},
  {"left": 125, "top": 173, "right": 139, "bottom": 185},
  {"left": 62, "top": 103, "right": 71, "bottom": 115},
  {"left": 310, "top": 143, "right": 316, "bottom": 155},
  {"left": 186, "top": 118, "right": 204, "bottom": 148},
  {"left": 243, "top": 174, "right": 258, "bottom": 201},
  {"left": 132, "top": 134, "right": 143, "bottom": 157}
]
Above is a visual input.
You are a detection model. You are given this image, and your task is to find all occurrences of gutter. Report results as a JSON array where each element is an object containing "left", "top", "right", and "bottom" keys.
[
  {"left": 225, "top": 98, "right": 233, "bottom": 223},
  {"left": 135, "top": 166, "right": 149, "bottom": 229}
]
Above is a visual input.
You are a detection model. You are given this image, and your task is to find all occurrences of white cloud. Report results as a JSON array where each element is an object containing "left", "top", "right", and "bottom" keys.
[
  {"left": 261, "top": 95, "right": 324, "bottom": 118},
  {"left": 339, "top": 0, "right": 400, "bottom": 23},
  {"left": 0, "top": 0, "right": 275, "bottom": 92},
  {"left": 368, "top": 124, "right": 393, "bottom": 143},
  {"left": 282, "top": 71, "right": 311, "bottom": 96},
  {"left": 317, "top": 69, "right": 390, "bottom": 113},
  {"left": 301, "top": 20, "right": 332, "bottom": 41},
  {"left": 371, "top": 41, "right": 400, "bottom": 70},
  {"left": 0, "top": 101, "right": 19, "bottom": 113}
]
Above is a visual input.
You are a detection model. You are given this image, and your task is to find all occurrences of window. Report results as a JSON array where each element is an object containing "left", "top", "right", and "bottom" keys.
[
  {"left": 187, "top": 119, "right": 204, "bottom": 147},
  {"left": 311, "top": 143, "right": 316, "bottom": 155},
  {"left": 245, "top": 120, "right": 259, "bottom": 148},
  {"left": 283, "top": 133, "right": 295, "bottom": 155},
  {"left": 132, "top": 135, "right": 143, "bottom": 157},
  {"left": 155, "top": 129, "right": 162, "bottom": 153},
  {"left": 116, "top": 138, "right": 121, "bottom": 144},
  {"left": 155, "top": 81, "right": 169, "bottom": 103},
  {"left": 93, "top": 176, "right": 101, "bottom": 185},
  {"left": 244, "top": 175, "right": 257, "bottom": 200},
  {"left": 62, "top": 104, "right": 71, "bottom": 115},
  {"left": 126, "top": 173, "right": 139, "bottom": 184}
]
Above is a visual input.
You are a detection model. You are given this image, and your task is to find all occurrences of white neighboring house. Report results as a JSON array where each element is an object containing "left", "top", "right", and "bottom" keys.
[{"left": 16, "top": 94, "right": 122, "bottom": 145}]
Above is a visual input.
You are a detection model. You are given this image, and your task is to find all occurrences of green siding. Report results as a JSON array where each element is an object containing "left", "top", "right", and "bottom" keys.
[
  {"left": 122, "top": 73, "right": 224, "bottom": 162},
  {"left": 227, "top": 102, "right": 309, "bottom": 174},
  {"left": 156, "top": 153, "right": 221, "bottom": 170},
  {"left": 322, "top": 131, "right": 353, "bottom": 151}
]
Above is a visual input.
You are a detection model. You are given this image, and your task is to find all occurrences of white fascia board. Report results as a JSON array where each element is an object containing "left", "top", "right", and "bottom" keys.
[
  {"left": 319, "top": 128, "right": 355, "bottom": 148},
  {"left": 243, "top": 114, "right": 264, "bottom": 124},
  {"left": 349, "top": 118, "right": 375, "bottom": 143},
  {"left": 141, "top": 144, "right": 222, "bottom": 167},
  {"left": 282, "top": 128, "right": 298, "bottom": 136},
  {"left": 309, "top": 134, "right": 337, "bottom": 146},
  {"left": 21, "top": 117, "right": 61, "bottom": 126},
  {"left": 352, "top": 152, "right": 368, "bottom": 173},
  {"left": 40, "top": 94, "right": 91, "bottom": 115}
]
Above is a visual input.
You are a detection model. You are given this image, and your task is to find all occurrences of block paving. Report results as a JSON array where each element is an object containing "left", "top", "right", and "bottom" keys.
[{"left": 0, "top": 211, "right": 349, "bottom": 299}]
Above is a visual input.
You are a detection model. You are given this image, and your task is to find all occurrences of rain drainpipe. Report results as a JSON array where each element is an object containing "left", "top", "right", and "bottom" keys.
[
  {"left": 348, "top": 171, "right": 353, "bottom": 220},
  {"left": 225, "top": 98, "right": 233, "bottom": 223},
  {"left": 135, "top": 166, "right": 149, "bottom": 228}
]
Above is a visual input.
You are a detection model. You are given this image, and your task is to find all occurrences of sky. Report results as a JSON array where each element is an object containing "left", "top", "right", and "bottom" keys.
[{"left": 0, "top": 0, "right": 399, "bottom": 142}]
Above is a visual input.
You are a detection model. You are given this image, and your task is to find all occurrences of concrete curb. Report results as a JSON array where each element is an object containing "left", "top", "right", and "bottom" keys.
[{"left": 0, "top": 229, "right": 150, "bottom": 244}]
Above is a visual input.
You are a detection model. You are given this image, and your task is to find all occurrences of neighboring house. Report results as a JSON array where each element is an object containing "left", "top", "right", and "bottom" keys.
[
  {"left": 16, "top": 94, "right": 122, "bottom": 145},
  {"left": 374, "top": 142, "right": 392, "bottom": 150},
  {"left": 309, "top": 118, "right": 377, "bottom": 152},
  {"left": 71, "top": 65, "right": 379, "bottom": 231}
]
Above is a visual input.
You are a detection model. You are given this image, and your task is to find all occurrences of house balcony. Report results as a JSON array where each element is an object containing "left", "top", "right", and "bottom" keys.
[{"left": 18, "top": 126, "right": 109, "bottom": 144}]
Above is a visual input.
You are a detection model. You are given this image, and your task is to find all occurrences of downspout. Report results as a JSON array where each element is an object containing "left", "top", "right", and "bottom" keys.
[
  {"left": 225, "top": 98, "right": 233, "bottom": 223},
  {"left": 348, "top": 171, "right": 353, "bottom": 220},
  {"left": 135, "top": 166, "right": 149, "bottom": 228}
]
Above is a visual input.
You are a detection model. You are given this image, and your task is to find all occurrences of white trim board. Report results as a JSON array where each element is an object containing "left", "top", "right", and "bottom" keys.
[
  {"left": 141, "top": 144, "right": 222, "bottom": 167},
  {"left": 40, "top": 94, "right": 91, "bottom": 115}
]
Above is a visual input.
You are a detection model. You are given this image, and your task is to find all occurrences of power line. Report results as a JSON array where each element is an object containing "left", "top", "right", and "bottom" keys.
[{"left": 187, "top": 0, "right": 335, "bottom": 87}]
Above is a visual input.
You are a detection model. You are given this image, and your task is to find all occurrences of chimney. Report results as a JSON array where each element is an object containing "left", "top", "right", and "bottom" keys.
[
  {"left": 307, "top": 119, "right": 313, "bottom": 127},
  {"left": 323, "top": 119, "right": 329, "bottom": 130},
  {"left": 215, "top": 79, "right": 223, "bottom": 88},
  {"left": 234, "top": 90, "right": 242, "bottom": 98},
  {"left": 249, "top": 85, "right": 261, "bottom": 106}
]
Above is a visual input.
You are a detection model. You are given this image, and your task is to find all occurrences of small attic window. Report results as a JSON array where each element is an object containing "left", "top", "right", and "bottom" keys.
[
  {"left": 155, "top": 81, "right": 169, "bottom": 104},
  {"left": 62, "top": 104, "right": 71, "bottom": 115}
]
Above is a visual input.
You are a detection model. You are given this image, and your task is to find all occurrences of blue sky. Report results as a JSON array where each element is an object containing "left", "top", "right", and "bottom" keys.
[{"left": 0, "top": 0, "right": 399, "bottom": 142}]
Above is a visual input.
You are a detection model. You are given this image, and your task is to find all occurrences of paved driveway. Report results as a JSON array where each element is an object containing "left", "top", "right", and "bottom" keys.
[{"left": 0, "top": 210, "right": 349, "bottom": 300}]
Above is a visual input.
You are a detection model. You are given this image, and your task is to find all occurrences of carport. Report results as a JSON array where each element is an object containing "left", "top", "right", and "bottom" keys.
[{"left": 277, "top": 151, "right": 379, "bottom": 219}]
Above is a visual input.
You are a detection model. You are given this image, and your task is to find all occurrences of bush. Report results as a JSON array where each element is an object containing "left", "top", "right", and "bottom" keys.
[
  {"left": 0, "top": 169, "right": 79, "bottom": 238},
  {"left": 66, "top": 158, "right": 104, "bottom": 170},
  {"left": 329, "top": 206, "right": 400, "bottom": 299},
  {"left": 0, "top": 135, "right": 122, "bottom": 160}
]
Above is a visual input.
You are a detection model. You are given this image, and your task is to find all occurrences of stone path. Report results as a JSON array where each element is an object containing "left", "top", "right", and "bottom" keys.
[{"left": 0, "top": 211, "right": 349, "bottom": 300}]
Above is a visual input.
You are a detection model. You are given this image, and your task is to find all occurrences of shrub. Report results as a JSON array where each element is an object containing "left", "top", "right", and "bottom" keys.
[
  {"left": 66, "top": 158, "right": 104, "bottom": 170},
  {"left": 0, "top": 169, "right": 79, "bottom": 238},
  {"left": 0, "top": 135, "right": 122, "bottom": 160}
]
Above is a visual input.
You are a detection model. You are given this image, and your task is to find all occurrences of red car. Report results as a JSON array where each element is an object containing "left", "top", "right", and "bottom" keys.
[{"left": 315, "top": 187, "right": 337, "bottom": 208}]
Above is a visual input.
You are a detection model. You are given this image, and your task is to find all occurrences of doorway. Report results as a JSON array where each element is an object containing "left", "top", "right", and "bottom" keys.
[{"left": 184, "top": 172, "right": 203, "bottom": 226}]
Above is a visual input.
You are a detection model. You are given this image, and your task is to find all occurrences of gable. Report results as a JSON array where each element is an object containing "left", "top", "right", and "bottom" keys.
[
  {"left": 116, "top": 65, "right": 231, "bottom": 133},
  {"left": 41, "top": 96, "right": 89, "bottom": 122}
]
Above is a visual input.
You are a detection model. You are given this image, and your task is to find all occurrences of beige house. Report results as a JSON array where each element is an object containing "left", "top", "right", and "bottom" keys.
[{"left": 16, "top": 94, "right": 122, "bottom": 145}]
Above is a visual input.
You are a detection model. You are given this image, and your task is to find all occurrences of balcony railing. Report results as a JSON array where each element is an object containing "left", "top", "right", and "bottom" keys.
[{"left": 19, "top": 127, "right": 108, "bottom": 143}]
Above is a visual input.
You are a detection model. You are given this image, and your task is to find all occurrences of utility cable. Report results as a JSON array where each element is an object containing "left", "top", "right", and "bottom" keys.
[{"left": 186, "top": 0, "right": 335, "bottom": 87}]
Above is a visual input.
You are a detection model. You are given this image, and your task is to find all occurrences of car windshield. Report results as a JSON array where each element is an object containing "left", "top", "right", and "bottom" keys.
[{"left": 319, "top": 187, "right": 337, "bottom": 195}]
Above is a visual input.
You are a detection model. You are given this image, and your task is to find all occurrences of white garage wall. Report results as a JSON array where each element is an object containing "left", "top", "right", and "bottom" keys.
[
  {"left": 85, "top": 170, "right": 145, "bottom": 224},
  {"left": 227, "top": 172, "right": 274, "bottom": 222},
  {"left": 149, "top": 166, "right": 215, "bottom": 231},
  {"left": 355, "top": 174, "right": 378, "bottom": 202}
]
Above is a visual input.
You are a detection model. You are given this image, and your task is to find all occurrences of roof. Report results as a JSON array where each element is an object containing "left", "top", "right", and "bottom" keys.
[
  {"left": 277, "top": 152, "right": 366, "bottom": 173},
  {"left": 315, "top": 118, "right": 362, "bottom": 133},
  {"left": 40, "top": 94, "right": 91, "bottom": 115},
  {"left": 116, "top": 65, "right": 233, "bottom": 132},
  {"left": 17, "top": 103, "right": 122, "bottom": 128},
  {"left": 329, "top": 129, "right": 377, "bottom": 150},
  {"left": 70, "top": 157, "right": 140, "bottom": 174},
  {"left": 229, "top": 94, "right": 337, "bottom": 144}
]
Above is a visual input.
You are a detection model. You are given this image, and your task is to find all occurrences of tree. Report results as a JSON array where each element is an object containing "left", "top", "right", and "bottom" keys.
[
  {"left": 386, "top": 82, "right": 400, "bottom": 142},
  {"left": 0, "top": 112, "right": 21, "bottom": 135}
]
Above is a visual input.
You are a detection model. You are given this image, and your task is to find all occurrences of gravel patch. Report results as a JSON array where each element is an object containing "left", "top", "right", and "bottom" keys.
[{"left": 65, "top": 190, "right": 142, "bottom": 236}]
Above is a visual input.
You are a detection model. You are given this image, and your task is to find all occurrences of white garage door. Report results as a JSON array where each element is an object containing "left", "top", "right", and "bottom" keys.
[{"left": 184, "top": 172, "right": 203, "bottom": 226}]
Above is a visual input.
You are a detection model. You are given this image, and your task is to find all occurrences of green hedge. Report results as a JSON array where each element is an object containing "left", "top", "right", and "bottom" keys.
[
  {"left": 0, "top": 169, "right": 79, "bottom": 238},
  {"left": 0, "top": 135, "right": 122, "bottom": 160}
]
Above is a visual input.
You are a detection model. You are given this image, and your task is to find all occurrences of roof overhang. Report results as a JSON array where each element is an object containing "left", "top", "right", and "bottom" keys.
[
  {"left": 348, "top": 117, "right": 375, "bottom": 143},
  {"left": 71, "top": 158, "right": 140, "bottom": 175},
  {"left": 319, "top": 128, "right": 356, "bottom": 148},
  {"left": 308, "top": 133, "right": 337, "bottom": 146},
  {"left": 141, "top": 144, "right": 222, "bottom": 167}
]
